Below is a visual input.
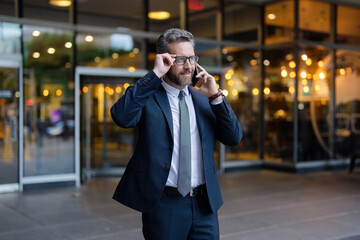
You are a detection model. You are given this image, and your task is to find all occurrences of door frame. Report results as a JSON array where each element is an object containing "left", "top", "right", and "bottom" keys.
[
  {"left": 0, "top": 54, "right": 23, "bottom": 193},
  {"left": 75, "top": 67, "right": 148, "bottom": 182}
]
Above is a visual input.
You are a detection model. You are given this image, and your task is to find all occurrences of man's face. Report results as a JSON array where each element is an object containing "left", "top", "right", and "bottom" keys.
[{"left": 165, "top": 42, "right": 195, "bottom": 88}]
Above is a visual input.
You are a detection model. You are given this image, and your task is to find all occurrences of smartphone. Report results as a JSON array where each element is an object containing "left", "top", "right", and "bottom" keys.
[{"left": 191, "top": 64, "right": 200, "bottom": 87}]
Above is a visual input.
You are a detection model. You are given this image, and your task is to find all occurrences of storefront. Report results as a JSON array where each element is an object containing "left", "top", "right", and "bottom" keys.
[{"left": 0, "top": 0, "right": 359, "bottom": 192}]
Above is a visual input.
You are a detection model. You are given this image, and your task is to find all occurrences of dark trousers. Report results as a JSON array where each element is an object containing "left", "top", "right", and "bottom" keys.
[{"left": 142, "top": 191, "right": 219, "bottom": 240}]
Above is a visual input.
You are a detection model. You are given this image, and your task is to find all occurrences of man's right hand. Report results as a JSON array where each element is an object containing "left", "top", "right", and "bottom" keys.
[{"left": 153, "top": 53, "right": 176, "bottom": 78}]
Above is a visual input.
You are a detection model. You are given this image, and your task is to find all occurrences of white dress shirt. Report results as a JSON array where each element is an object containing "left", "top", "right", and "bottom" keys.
[{"left": 162, "top": 81, "right": 205, "bottom": 188}]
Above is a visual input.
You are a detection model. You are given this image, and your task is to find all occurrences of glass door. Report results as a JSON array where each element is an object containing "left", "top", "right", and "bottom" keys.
[
  {"left": 80, "top": 75, "right": 138, "bottom": 179},
  {"left": 0, "top": 63, "right": 20, "bottom": 192}
]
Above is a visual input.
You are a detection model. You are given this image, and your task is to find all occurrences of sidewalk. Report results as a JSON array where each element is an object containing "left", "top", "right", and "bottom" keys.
[{"left": 1, "top": 169, "right": 360, "bottom": 240}]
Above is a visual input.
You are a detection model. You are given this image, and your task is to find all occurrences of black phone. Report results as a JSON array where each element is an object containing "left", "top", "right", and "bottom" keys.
[{"left": 191, "top": 64, "right": 200, "bottom": 86}]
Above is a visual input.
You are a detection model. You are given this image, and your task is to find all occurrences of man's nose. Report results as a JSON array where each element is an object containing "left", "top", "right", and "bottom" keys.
[{"left": 184, "top": 58, "right": 192, "bottom": 68}]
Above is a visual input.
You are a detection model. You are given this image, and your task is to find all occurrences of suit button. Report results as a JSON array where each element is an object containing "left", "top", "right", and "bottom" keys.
[{"left": 164, "top": 166, "right": 170, "bottom": 171}]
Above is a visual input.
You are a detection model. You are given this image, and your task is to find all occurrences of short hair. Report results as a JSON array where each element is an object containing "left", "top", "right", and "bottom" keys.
[{"left": 156, "top": 28, "right": 195, "bottom": 54}]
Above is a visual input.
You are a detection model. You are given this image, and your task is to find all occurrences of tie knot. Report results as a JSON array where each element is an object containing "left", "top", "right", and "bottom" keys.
[{"left": 179, "top": 90, "right": 185, "bottom": 100}]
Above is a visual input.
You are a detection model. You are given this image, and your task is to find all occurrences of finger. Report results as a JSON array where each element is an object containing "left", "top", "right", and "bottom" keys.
[{"left": 190, "top": 85, "right": 201, "bottom": 92}]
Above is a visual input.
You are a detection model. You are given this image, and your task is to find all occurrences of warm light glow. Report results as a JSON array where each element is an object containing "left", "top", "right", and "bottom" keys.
[
  {"left": 116, "top": 86, "right": 122, "bottom": 93},
  {"left": 32, "top": 52, "right": 40, "bottom": 58},
  {"left": 47, "top": 48, "right": 56, "bottom": 54},
  {"left": 289, "top": 86, "right": 295, "bottom": 94},
  {"left": 289, "top": 61, "right": 296, "bottom": 68},
  {"left": 223, "top": 90, "right": 229, "bottom": 96},
  {"left": 321, "top": 99, "right": 327, "bottom": 105},
  {"left": 263, "top": 59, "right": 270, "bottom": 66},
  {"left": 305, "top": 58, "right": 312, "bottom": 66},
  {"left": 318, "top": 60, "right": 324, "bottom": 68},
  {"left": 133, "top": 48, "right": 139, "bottom": 54},
  {"left": 303, "top": 86, "right": 310, "bottom": 93},
  {"left": 264, "top": 87, "right": 270, "bottom": 95},
  {"left": 124, "top": 83, "right": 130, "bottom": 89},
  {"left": 301, "top": 54, "right": 308, "bottom": 61},
  {"left": 216, "top": 83, "right": 220, "bottom": 89},
  {"left": 85, "top": 35, "right": 94, "bottom": 42},
  {"left": 105, "top": 86, "right": 110, "bottom": 93},
  {"left": 64, "top": 42, "right": 72, "bottom": 48},
  {"left": 83, "top": 86, "right": 88, "bottom": 93},
  {"left": 347, "top": 67, "right": 352, "bottom": 73},
  {"left": 252, "top": 88, "right": 259, "bottom": 96},
  {"left": 228, "top": 80, "right": 234, "bottom": 87},
  {"left": 32, "top": 30, "right": 40, "bottom": 37},
  {"left": 339, "top": 68, "right": 346, "bottom": 75},
  {"left": 108, "top": 88, "right": 114, "bottom": 96},
  {"left": 228, "top": 69, "right": 234, "bottom": 76},
  {"left": 94, "top": 57, "right": 101, "bottom": 63},
  {"left": 222, "top": 48, "right": 228, "bottom": 54},
  {"left": 225, "top": 73, "right": 232, "bottom": 80},
  {"left": 129, "top": 52, "right": 135, "bottom": 58},
  {"left": 301, "top": 71, "right": 307, "bottom": 79},
  {"left": 214, "top": 75, "right": 219, "bottom": 81},
  {"left": 56, "top": 89, "right": 62, "bottom": 96},
  {"left": 49, "top": 0, "right": 72, "bottom": 7},
  {"left": 315, "top": 85, "right": 320, "bottom": 91},
  {"left": 43, "top": 89, "right": 49, "bottom": 96},
  {"left": 243, "top": 76, "right": 249, "bottom": 82},
  {"left": 267, "top": 13, "right": 276, "bottom": 20},
  {"left": 250, "top": 59, "right": 257, "bottom": 66},
  {"left": 302, "top": 79, "right": 308, "bottom": 85},
  {"left": 112, "top": 53, "right": 119, "bottom": 59},
  {"left": 319, "top": 72, "right": 325, "bottom": 79},
  {"left": 232, "top": 89, "right": 238, "bottom": 96},
  {"left": 148, "top": 11, "right": 171, "bottom": 20},
  {"left": 281, "top": 69, "right": 288, "bottom": 77},
  {"left": 289, "top": 71, "right": 296, "bottom": 78},
  {"left": 128, "top": 67, "right": 136, "bottom": 72},
  {"left": 307, "top": 73, "right": 312, "bottom": 79}
]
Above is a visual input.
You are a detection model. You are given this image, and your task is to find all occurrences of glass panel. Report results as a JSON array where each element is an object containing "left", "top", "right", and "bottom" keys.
[
  {"left": 335, "top": 50, "right": 360, "bottom": 158},
  {"left": 80, "top": 76, "right": 137, "bottom": 176},
  {"left": 297, "top": 46, "right": 332, "bottom": 161},
  {"left": 222, "top": 47, "right": 261, "bottom": 161},
  {"left": 24, "top": 0, "right": 70, "bottom": 23},
  {"left": 23, "top": 25, "right": 75, "bottom": 176},
  {"left": 0, "top": 22, "right": 22, "bottom": 55},
  {"left": 264, "top": 46, "right": 294, "bottom": 163},
  {"left": 76, "top": 32, "right": 145, "bottom": 69},
  {"left": 78, "top": 0, "right": 144, "bottom": 29},
  {"left": 188, "top": 0, "right": 217, "bottom": 39},
  {"left": 299, "top": 0, "right": 331, "bottom": 43},
  {"left": 0, "top": 67, "right": 19, "bottom": 184},
  {"left": 196, "top": 42, "right": 220, "bottom": 67},
  {"left": 337, "top": 5, "right": 360, "bottom": 47},
  {"left": 0, "top": 0, "right": 14, "bottom": 16},
  {"left": 149, "top": 0, "right": 180, "bottom": 32},
  {"left": 265, "top": 0, "right": 294, "bottom": 45},
  {"left": 224, "top": 2, "right": 260, "bottom": 43}
]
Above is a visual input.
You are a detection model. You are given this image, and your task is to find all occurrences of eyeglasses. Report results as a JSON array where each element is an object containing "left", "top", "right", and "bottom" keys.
[{"left": 174, "top": 55, "right": 199, "bottom": 66}]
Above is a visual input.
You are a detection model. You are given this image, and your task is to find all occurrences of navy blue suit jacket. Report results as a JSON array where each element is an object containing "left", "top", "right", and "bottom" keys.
[{"left": 111, "top": 71, "right": 242, "bottom": 213}]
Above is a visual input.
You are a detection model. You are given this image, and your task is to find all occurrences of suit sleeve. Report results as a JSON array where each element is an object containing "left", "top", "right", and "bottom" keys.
[
  {"left": 111, "top": 71, "right": 162, "bottom": 128},
  {"left": 210, "top": 97, "right": 242, "bottom": 146}
]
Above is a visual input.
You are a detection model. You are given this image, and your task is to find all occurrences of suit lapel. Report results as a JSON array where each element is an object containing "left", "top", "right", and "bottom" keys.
[{"left": 154, "top": 86, "right": 174, "bottom": 138}]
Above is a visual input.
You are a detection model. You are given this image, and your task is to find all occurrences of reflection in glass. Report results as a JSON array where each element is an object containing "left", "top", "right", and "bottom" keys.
[
  {"left": 265, "top": 0, "right": 294, "bottom": 45},
  {"left": 76, "top": 33, "right": 144, "bottom": 69},
  {"left": 264, "top": 47, "right": 294, "bottom": 163},
  {"left": 337, "top": 5, "right": 360, "bottom": 47},
  {"left": 0, "top": 67, "right": 19, "bottom": 184},
  {"left": 149, "top": 0, "right": 180, "bottom": 32},
  {"left": 80, "top": 77, "right": 137, "bottom": 177},
  {"left": 0, "top": 23, "right": 21, "bottom": 54},
  {"left": 23, "top": 26, "right": 75, "bottom": 176},
  {"left": 222, "top": 47, "right": 261, "bottom": 161},
  {"left": 335, "top": 50, "right": 360, "bottom": 158},
  {"left": 297, "top": 46, "right": 332, "bottom": 161},
  {"left": 189, "top": 1, "right": 217, "bottom": 39}
]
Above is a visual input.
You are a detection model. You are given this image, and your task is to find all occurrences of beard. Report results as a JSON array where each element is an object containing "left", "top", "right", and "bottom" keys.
[{"left": 165, "top": 69, "right": 193, "bottom": 87}]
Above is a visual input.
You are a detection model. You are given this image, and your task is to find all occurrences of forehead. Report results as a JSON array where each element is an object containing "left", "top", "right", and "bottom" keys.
[{"left": 169, "top": 42, "right": 194, "bottom": 56}]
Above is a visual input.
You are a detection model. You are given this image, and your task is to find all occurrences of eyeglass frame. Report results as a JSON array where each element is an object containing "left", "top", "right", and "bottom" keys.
[{"left": 173, "top": 55, "right": 199, "bottom": 66}]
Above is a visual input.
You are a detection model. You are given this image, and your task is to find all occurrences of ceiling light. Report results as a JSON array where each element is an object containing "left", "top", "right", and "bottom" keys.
[
  {"left": 32, "top": 30, "right": 40, "bottom": 37},
  {"left": 148, "top": 11, "right": 171, "bottom": 20},
  {"left": 49, "top": 0, "right": 72, "bottom": 7},
  {"left": 267, "top": 13, "right": 276, "bottom": 20}
]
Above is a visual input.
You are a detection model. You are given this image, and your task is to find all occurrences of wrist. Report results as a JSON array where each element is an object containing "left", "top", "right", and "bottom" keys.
[{"left": 208, "top": 89, "right": 224, "bottom": 102}]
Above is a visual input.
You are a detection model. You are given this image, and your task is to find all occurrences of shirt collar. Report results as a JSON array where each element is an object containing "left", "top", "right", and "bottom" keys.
[{"left": 162, "top": 80, "right": 190, "bottom": 98}]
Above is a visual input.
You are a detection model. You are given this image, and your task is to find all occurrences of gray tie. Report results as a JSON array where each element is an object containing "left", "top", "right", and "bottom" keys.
[{"left": 177, "top": 90, "right": 191, "bottom": 197}]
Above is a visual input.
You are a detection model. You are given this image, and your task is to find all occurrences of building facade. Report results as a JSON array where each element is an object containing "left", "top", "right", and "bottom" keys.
[{"left": 0, "top": 0, "right": 359, "bottom": 193}]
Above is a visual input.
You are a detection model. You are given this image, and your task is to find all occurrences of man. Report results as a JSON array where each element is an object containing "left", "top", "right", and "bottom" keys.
[{"left": 111, "top": 28, "right": 242, "bottom": 240}]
